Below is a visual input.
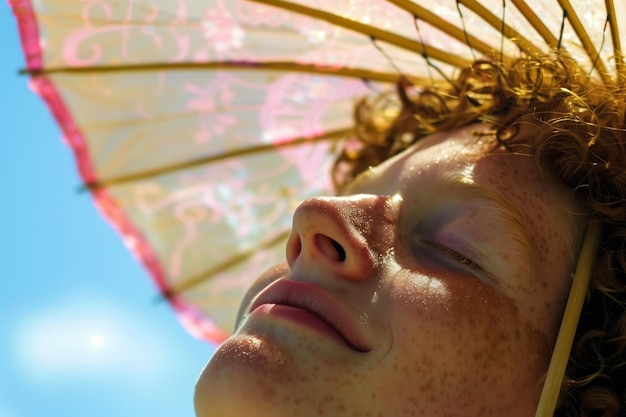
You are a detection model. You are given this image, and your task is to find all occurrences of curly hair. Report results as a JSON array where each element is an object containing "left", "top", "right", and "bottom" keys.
[{"left": 333, "top": 55, "right": 626, "bottom": 417}]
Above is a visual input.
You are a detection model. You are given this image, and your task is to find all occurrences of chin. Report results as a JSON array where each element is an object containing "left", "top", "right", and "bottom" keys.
[
  {"left": 194, "top": 331, "right": 374, "bottom": 417},
  {"left": 194, "top": 334, "right": 293, "bottom": 417},
  {"left": 208, "top": 333, "right": 290, "bottom": 373}
]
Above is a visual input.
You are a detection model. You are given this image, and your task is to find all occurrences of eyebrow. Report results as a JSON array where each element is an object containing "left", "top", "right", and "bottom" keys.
[{"left": 438, "top": 171, "right": 534, "bottom": 271}]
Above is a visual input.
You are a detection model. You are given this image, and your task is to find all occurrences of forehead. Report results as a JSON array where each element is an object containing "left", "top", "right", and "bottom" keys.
[
  {"left": 352, "top": 125, "right": 547, "bottom": 195},
  {"left": 383, "top": 124, "right": 582, "bottom": 242},
  {"left": 379, "top": 124, "right": 563, "bottom": 195}
]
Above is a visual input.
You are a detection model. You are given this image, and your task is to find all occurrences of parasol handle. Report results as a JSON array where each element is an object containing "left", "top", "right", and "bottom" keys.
[{"left": 534, "top": 221, "right": 602, "bottom": 417}]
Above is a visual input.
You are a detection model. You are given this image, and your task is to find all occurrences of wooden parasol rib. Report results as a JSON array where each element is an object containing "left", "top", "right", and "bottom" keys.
[
  {"left": 23, "top": 60, "right": 405, "bottom": 83},
  {"left": 385, "top": 0, "right": 503, "bottom": 60},
  {"left": 534, "top": 222, "right": 602, "bottom": 417},
  {"left": 161, "top": 230, "right": 290, "bottom": 299},
  {"left": 557, "top": 0, "right": 610, "bottom": 82},
  {"left": 249, "top": 0, "right": 471, "bottom": 69},
  {"left": 604, "top": 0, "right": 624, "bottom": 77},
  {"left": 457, "top": 0, "right": 545, "bottom": 57},
  {"left": 83, "top": 128, "right": 352, "bottom": 190},
  {"left": 509, "top": 0, "right": 560, "bottom": 49}
]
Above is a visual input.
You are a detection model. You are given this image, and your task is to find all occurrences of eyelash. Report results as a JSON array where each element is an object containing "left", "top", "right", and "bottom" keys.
[{"left": 425, "top": 241, "right": 481, "bottom": 271}]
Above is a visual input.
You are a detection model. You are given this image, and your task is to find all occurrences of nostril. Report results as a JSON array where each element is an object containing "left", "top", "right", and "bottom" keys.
[
  {"left": 332, "top": 239, "right": 346, "bottom": 262},
  {"left": 314, "top": 234, "right": 346, "bottom": 262},
  {"left": 287, "top": 233, "right": 302, "bottom": 266}
]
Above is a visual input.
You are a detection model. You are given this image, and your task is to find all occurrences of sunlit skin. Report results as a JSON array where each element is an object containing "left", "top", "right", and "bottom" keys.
[{"left": 195, "top": 123, "right": 585, "bottom": 417}]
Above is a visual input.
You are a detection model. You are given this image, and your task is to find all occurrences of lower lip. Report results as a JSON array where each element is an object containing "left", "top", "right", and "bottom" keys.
[{"left": 250, "top": 304, "right": 353, "bottom": 350}]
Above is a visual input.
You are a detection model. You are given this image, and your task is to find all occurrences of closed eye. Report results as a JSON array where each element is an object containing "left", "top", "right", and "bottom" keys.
[{"left": 425, "top": 241, "right": 482, "bottom": 271}]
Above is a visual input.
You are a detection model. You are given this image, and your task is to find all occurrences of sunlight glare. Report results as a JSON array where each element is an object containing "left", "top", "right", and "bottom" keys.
[
  {"left": 13, "top": 297, "right": 166, "bottom": 381},
  {"left": 88, "top": 333, "right": 105, "bottom": 349}
]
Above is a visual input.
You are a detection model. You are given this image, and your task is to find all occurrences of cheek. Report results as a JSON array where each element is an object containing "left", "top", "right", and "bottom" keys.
[{"left": 378, "top": 272, "right": 550, "bottom": 416}]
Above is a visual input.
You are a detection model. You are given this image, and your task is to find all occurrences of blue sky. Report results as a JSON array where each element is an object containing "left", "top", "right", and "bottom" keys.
[{"left": 1, "top": 7, "right": 217, "bottom": 417}]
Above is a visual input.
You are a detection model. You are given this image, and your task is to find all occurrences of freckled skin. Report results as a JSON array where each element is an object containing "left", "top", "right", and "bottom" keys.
[{"left": 195, "top": 124, "right": 585, "bottom": 417}]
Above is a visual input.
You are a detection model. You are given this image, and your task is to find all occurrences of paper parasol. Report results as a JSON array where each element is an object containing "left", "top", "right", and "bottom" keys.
[{"left": 10, "top": 0, "right": 624, "bottom": 346}]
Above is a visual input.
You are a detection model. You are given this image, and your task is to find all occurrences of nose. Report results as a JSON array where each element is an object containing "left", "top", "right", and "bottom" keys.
[{"left": 286, "top": 195, "right": 398, "bottom": 281}]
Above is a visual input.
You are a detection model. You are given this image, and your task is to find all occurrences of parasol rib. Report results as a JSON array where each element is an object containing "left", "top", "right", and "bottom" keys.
[
  {"left": 509, "top": 0, "right": 560, "bottom": 49},
  {"left": 384, "top": 0, "right": 502, "bottom": 60},
  {"left": 604, "top": 0, "right": 624, "bottom": 77},
  {"left": 457, "top": 0, "right": 545, "bottom": 57},
  {"left": 534, "top": 222, "right": 602, "bottom": 417},
  {"left": 161, "top": 230, "right": 290, "bottom": 299},
  {"left": 557, "top": 0, "right": 610, "bottom": 82},
  {"left": 82, "top": 128, "right": 352, "bottom": 190},
  {"left": 508, "top": 0, "right": 583, "bottom": 74},
  {"left": 248, "top": 0, "right": 471, "bottom": 69},
  {"left": 22, "top": 61, "right": 405, "bottom": 83}
]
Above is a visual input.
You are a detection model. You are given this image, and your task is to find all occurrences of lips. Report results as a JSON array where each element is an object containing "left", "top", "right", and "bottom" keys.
[{"left": 248, "top": 279, "right": 371, "bottom": 352}]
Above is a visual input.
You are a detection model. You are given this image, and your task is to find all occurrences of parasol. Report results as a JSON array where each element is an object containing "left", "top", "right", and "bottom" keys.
[{"left": 9, "top": 0, "right": 623, "bottom": 385}]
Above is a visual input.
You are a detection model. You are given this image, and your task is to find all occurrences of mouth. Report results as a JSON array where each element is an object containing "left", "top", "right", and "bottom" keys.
[{"left": 248, "top": 279, "right": 371, "bottom": 353}]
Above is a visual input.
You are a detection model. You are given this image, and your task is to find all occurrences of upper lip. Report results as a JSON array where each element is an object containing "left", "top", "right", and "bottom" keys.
[{"left": 248, "top": 279, "right": 371, "bottom": 352}]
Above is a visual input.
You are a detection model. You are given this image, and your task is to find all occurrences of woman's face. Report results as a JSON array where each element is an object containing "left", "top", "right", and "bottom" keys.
[{"left": 195, "top": 124, "right": 584, "bottom": 417}]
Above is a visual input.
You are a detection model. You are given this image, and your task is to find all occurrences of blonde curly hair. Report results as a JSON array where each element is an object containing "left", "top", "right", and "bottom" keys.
[{"left": 333, "top": 55, "right": 626, "bottom": 417}]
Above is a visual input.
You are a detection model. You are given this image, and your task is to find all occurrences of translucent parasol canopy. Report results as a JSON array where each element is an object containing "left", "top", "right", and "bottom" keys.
[{"left": 11, "top": 0, "right": 625, "bottom": 342}]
